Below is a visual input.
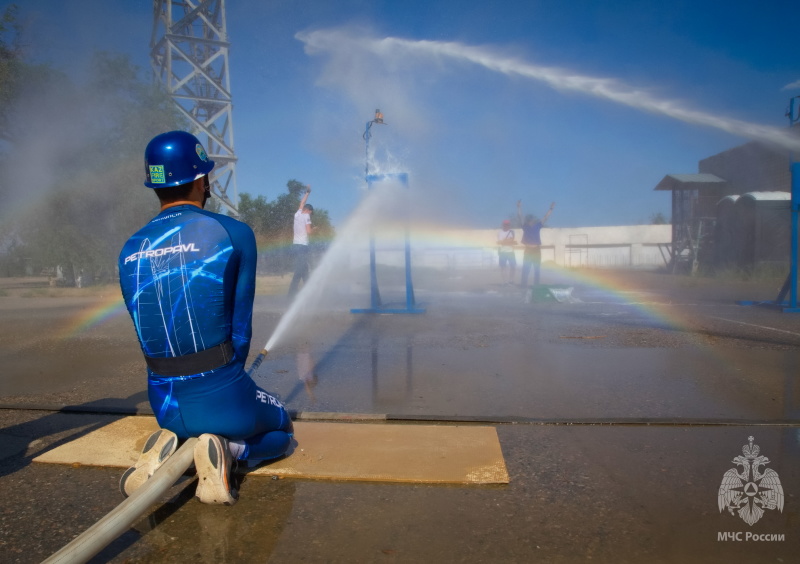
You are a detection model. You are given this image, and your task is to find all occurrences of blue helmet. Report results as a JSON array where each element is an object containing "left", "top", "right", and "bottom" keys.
[{"left": 143, "top": 130, "right": 215, "bottom": 188}]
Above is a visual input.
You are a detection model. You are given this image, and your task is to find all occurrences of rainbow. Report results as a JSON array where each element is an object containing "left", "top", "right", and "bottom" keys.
[
  {"left": 55, "top": 292, "right": 128, "bottom": 340},
  {"left": 256, "top": 240, "right": 296, "bottom": 254},
  {"left": 539, "top": 263, "right": 694, "bottom": 332}
]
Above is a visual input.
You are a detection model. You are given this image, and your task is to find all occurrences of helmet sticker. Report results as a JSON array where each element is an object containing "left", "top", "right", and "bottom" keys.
[
  {"left": 195, "top": 144, "right": 208, "bottom": 162},
  {"left": 149, "top": 165, "right": 166, "bottom": 184}
]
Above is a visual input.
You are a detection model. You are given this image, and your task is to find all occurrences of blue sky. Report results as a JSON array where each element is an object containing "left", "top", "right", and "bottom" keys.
[{"left": 9, "top": 0, "right": 800, "bottom": 228}]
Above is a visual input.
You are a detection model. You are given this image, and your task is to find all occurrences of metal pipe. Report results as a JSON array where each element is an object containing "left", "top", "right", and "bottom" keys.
[{"left": 43, "top": 437, "right": 198, "bottom": 564}]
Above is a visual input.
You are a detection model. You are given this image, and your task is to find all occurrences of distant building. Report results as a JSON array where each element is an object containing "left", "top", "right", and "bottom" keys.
[{"left": 655, "top": 140, "right": 794, "bottom": 273}]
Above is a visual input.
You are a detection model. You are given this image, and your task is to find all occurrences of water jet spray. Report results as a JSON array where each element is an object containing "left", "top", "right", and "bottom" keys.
[
  {"left": 247, "top": 111, "right": 425, "bottom": 376},
  {"left": 296, "top": 30, "right": 800, "bottom": 153},
  {"left": 250, "top": 178, "right": 409, "bottom": 370}
]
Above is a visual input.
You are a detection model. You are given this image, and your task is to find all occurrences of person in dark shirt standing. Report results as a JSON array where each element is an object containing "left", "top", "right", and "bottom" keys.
[{"left": 517, "top": 200, "right": 555, "bottom": 287}]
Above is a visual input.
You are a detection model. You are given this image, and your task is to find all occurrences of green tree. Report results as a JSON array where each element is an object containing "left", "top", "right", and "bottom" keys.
[
  {"left": 237, "top": 192, "right": 273, "bottom": 238},
  {"left": 650, "top": 212, "right": 669, "bottom": 225},
  {"left": 0, "top": 43, "right": 186, "bottom": 282},
  {"left": 0, "top": 4, "right": 21, "bottom": 142}
]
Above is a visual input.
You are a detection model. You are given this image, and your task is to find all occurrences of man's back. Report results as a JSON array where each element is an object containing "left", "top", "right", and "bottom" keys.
[{"left": 119, "top": 204, "right": 256, "bottom": 365}]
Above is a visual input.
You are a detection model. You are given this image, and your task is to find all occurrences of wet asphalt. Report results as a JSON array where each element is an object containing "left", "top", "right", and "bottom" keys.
[{"left": 0, "top": 269, "right": 799, "bottom": 563}]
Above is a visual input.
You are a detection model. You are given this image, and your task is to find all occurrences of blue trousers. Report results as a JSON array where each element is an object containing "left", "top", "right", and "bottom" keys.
[
  {"left": 521, "top": 246, "right": 542, "bottom": 287},
  {"left": 288, "top": 244, "right": 309, "bottom": 296},
  {"left": 148, "top": 366, "right": 293, "bottom": 461}
]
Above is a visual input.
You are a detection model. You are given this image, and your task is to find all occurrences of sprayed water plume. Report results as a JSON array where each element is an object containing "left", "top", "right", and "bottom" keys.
[
  {"left": 262, "top": 176, "right": 410, "bottom": 353},
  {"left": 297, "top": 29, "right": 800, "bottom": 153}
]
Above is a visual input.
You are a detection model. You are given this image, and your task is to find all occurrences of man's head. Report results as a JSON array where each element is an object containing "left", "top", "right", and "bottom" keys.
[
  {"left": 502, "top": 219, "right": 511, "bottom": 229},
  {"left": 144, "top": 130, "right": 214, "bottom": 188},
  {"left": 143, "top": 131, "right": 215, "bottom": 205},
  {"left": 303, "top": 203, "right": 314, "bottom": 215}
]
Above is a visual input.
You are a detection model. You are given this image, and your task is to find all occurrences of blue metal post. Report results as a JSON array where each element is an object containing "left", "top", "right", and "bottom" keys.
[
  {"left": 784, "top": 97, "right": 800, "bottom": 311},
  {"left": 786, "top": 162, "right": 800, "bottom": 311},
  {"left": 744, "top": 99, "right": 800, "bottom": 312},
  {"left": 368, "top": 175, "right": 382, "bottom": 309},
  {"left": 405, "top": 225, "right": 416, "bottom": 310},
  {"left": 351, "top": 172, "right": 425, "bottom": 314}
]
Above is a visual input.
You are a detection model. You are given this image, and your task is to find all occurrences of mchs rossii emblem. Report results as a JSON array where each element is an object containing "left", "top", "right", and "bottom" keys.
[{"left": 718, "top": 436, "right": 784, "bottom": 526}]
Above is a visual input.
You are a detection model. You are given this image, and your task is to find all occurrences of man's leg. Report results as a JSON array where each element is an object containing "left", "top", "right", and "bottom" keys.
[
  {"left": 184, "top": 379, "right": 292, "bottom": 502},
  {"left": 499, "top": 254, "right": 508, "bottom": 284},
  {"left": 509, "top": 254, "right": 517, "bottom": 285},
  {"left": 122, "top": 379, "right": 191, "bottom": 497},
  {"left": 300, "top": 245, "right": 310, "bottom": 284},
  {"left": 194, "top": 433, "right": 239, "bottom": 505},
  {"left": 288, "top": 245, "right": 302, "bottom": 296},
  {"left": 211, "top": 384, "right": 293, "bottom": 467},
  {"left": 521, "top": 249, "right": 532, "bottom": 287},
  {"left": 119, "top": 428, "right": 178, "bottom": 497},
  {"left": 151, "top": 374, "right": 239, "bottom": 505},
  {"left": 532, "top": 248, "right": 542, "bottom": 285},
  {"left": 288, "top": 244, "right": 309, "bottom": 296},
  {"left": 240, "top": 387, "right": 293, "bottom": 462},
  {"left": 239, "top": 429, "right": 292, "bottom": 463}
]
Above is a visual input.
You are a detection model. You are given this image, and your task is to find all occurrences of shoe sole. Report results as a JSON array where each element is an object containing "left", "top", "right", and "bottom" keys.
[
  {"left": 194, "top": 434, "right": 238, "bottom": 505},
  {"left": 119, "top": 428, "right": 178, "bottom": 497}
]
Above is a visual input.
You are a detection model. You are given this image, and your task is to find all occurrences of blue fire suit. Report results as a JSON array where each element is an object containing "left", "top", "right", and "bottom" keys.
[{"left": 119, "top": 204, "right": 292, "bottom": 461}]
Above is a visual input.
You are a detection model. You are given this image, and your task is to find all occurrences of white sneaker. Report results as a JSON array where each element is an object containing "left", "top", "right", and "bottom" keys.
[
  {"left": 194, "top": 434, "right": 239, "bottom": 505},
  {"left": 119, "top": 428, "right": 178, "bottom": 497}
]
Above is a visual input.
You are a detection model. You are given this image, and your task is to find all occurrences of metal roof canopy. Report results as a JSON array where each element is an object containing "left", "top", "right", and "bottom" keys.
[
  {"left": 740, "top": 191, "right": 791, "bottom": 202},
  {"left": 654, "top": 173, "right": 727, "bottom": 191}
]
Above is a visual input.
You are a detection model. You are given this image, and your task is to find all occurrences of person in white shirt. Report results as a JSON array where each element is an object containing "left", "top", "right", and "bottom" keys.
[
  {"left": 497, "top": 219, "right": 517, "bottom": 285},
  {"left": 288, "top": 186, "right": 315, "bottom": 296}
]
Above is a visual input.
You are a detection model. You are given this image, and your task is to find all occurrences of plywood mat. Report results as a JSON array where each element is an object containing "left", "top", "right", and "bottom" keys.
[{"left": 33, "top": 416, "right": 509, "bottom": 485}]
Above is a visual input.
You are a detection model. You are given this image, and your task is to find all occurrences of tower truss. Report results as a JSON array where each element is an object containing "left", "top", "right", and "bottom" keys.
[{"left": 150, "top": 0, "right": 238, "bottom": 214}]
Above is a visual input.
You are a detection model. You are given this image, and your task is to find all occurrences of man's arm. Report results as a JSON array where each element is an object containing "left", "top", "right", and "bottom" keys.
[
  {"left": 229, "top": 221, "right": 258, "bottom": 363},
  {"left": 516, "top": 200, "right": 523, "bottom": 225},
  {"left": 298, "top": 185, "right": 311, "bottom": 212},
  {"left": 542, "top": 202, "right": 556, "bottom": 225}
]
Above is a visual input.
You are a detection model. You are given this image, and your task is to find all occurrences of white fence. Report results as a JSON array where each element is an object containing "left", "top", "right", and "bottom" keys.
[{"left": 349, "top": 225, "right": 672, "bottom": 271}]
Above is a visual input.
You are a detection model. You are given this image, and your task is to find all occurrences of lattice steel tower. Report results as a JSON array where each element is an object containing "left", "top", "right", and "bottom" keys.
[{"left": 151, "top": 0, "right": 238, "bottom": 214}]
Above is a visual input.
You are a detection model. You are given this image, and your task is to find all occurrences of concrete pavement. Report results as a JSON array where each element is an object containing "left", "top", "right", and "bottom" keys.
[{"left": 1, "top": 270, "right": 798, "bottom": 562}]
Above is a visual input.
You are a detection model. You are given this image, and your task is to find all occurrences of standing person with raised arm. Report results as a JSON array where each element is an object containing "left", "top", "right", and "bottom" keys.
[
  {"left": 288, "top": 186, "right": 315, "bottom": 297},
  {"left": 517, "top": 200, "right": 556, "bottom": 287}
]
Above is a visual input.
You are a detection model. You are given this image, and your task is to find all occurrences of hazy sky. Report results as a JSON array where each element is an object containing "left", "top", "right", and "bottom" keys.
[{"left": 9, "top": 0, "right": 800, "bottom": 228}]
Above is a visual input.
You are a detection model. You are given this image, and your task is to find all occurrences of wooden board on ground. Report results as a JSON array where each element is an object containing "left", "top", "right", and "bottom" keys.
[{"left": 33, "top": 416, "right": 509, "bottom": 485}]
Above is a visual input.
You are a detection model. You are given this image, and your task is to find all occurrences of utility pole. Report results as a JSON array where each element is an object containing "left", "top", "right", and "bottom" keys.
[{"left": 151, "top": 0, "right": 238, "bottom": 215}]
